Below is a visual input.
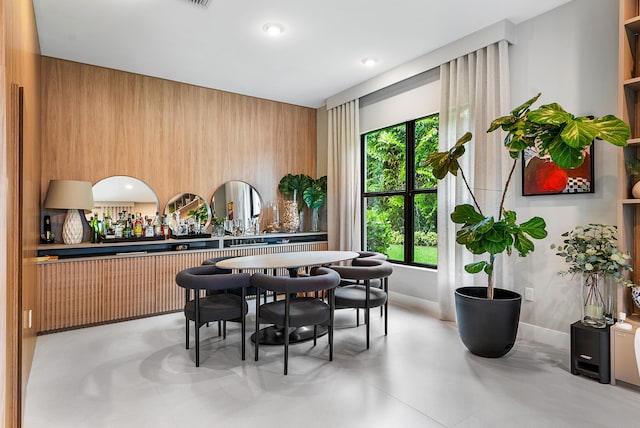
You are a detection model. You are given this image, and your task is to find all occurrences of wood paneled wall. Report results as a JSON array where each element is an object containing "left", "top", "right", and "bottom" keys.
[
  {"left": 40, "top": 57, "right": 317, "bottom": 211},
  {"left": 2, "top": 0, "right": 41, "bottom": 426}
]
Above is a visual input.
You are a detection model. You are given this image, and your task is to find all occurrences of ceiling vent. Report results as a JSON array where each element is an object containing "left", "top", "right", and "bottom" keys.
[{"left": 186, "top": 0, "right": 210, "bottom": 7}]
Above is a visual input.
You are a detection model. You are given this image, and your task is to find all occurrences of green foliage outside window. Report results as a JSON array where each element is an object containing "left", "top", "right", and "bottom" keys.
[{"left": 363, "top": 114, "right": 439, "bottom": 265}]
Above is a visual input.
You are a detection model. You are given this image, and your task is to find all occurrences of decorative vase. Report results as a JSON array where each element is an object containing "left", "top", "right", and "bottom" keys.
[
  {"left": 581, "top": 272, "right": 607, "bottom": 328},
  {"left": 298, "top": 209, "right": 305, "bottom": 232},
  {"left": 281, "top": 200, "right": 299, "bottom": 233},
  {"left": 631, "top": 286, "right": 640, "bottom": 310},
  {"left": 632, "top": 181, "right": 640, "bottom": 198},
  {"left": 311, "top": 207, "right": 319, "bottom": 232}
]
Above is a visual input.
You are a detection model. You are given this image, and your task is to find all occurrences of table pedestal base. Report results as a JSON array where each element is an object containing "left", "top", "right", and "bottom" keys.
[{"left": 251, "top": 325, "right": 328, "bottom": 345}]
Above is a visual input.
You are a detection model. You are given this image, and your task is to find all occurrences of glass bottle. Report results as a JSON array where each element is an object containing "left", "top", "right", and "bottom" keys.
[
  {"left": 153, "top": 211, "right": 162, "bottom": 237},
  {"left": 134, "top": 213, "right": 143, "bottom": 238}
]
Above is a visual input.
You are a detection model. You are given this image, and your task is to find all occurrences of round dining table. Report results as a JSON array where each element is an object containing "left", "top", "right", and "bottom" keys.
[
  {"left": 216, "top": 250, "right": 359, "bottom": 276},
  {"left": 216, "top": 250, "right": 359, "bottom": 345}
]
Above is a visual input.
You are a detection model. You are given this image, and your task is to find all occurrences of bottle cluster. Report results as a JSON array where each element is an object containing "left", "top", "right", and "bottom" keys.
[{"left": 89, "top": 210, "right": 170, "bottom": 242}]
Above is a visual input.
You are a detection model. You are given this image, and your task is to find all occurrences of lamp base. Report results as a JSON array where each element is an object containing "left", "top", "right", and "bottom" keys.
[{"left": 62, "top": 209, "right": 84, "bottom": 244}]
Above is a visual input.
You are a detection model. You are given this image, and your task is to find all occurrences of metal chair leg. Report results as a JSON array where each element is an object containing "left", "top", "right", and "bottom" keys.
[
  {"left": 284, "top": 295, "right": 290, "bottom": 375},
  {"left": 255, "top": 287, "right": 260, "bottom": 362},
  {"left": 195, "top": 289, "right": 201, "bottom": 367},
  {"left": 365, "top": 280, "right": 370, "bottom": 350}
]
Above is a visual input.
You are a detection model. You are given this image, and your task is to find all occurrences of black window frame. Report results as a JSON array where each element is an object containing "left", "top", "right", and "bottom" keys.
[{"left": 361, "top": 114, "right": 438, "bottom": 268}]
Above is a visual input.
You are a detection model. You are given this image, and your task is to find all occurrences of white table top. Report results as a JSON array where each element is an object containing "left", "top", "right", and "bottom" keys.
[{"left": 216, "top": 250, "right": 359, "bottom": 270}]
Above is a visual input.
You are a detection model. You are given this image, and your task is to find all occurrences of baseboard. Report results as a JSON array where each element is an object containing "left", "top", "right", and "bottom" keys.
[
  {"left": 388, "top": 291, "right": 440, "bottom": 318},
  {"left": 518, "top": 322, "right": 569, "bottom": 350}
]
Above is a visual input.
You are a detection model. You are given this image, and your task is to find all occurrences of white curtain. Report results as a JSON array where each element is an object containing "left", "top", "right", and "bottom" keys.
[
  {"left": 438, "top": 40, "right": 511, "bottom": 321},
  {"left": 327, "top": 99, "right": 361, "bottom": 251}
]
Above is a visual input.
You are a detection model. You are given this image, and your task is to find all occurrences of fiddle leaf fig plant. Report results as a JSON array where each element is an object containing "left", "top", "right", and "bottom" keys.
[{"left": 425, "top": 93, "right": 630, "bottom": 299}]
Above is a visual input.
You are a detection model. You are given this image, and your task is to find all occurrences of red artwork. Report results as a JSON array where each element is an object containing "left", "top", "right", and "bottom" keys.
[{"left": 522, "top": 146, "right": 593, "bottom": 196}]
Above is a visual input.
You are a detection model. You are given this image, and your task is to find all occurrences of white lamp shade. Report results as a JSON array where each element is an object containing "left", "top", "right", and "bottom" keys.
[{"left": 43, "top": 180, "right": 95, "bottom": 212}]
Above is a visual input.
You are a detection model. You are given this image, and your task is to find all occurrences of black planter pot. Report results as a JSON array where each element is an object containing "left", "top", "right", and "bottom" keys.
[{"left": 454, "top": 286, "right": 522, "bottom": 358}]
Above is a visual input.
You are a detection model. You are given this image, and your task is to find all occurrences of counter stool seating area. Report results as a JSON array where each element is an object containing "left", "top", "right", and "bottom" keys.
[
  {"left": 175, "top": 265, "right": 251, "bottom": 367},
  {"left": 250, "top": 267, "right": 341, "bottom": 375},
  {"left": 329, "top": 258, "right": 393, "bottom": 349}
]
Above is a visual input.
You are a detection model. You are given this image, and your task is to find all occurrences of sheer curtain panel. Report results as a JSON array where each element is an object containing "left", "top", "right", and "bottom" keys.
[
  {"left": 437, "top": 40, "right": 510, "bottom": 321},
  {"left": 327, "top": 100, "right": 361, "bottom": 251}
]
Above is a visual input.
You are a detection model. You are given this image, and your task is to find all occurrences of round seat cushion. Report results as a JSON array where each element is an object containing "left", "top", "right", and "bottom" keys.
[
  {"left": 259, "top": 297, "right": 330, "bottom": 328},
  {"left": 184, "top": 294, "right": 248, "bottom": 324},
  {"left": 334, "top": 285, "right": 387, "bottom": 309},
  {"left": 339, "top": 278, "right": 382, "bottom": 289}
]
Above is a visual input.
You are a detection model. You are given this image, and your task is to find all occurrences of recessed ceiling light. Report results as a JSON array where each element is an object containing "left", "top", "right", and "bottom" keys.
[
  {"left": 263, "top": 23, "right": 284, "bottom": 37},
  {"left": 125, "top": 184, "right": 134, "bottom": 190},
  {"left": 361, "top": 58, "right": 378, "bottom": 67}
]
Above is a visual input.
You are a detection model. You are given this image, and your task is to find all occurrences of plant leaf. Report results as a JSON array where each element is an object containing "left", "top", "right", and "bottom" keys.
[
  {"left": 519, "top": 216, "right": 548, "bottom": 239},
  {"left": 593, "top": 115, "right": 631, "bottom": 147},
  {"left": 465, "top": 261, "right": 487, "bottom": 274},
  {"left": 510, "top": 92, "right": 541, "bottom": 117},
  {"left": 547, "top": 136, "right": 587, "bottom": 169},
  {"left": 528, "top": 103, "right": 573, "bottom": 125},
  {"left": 560, "top": 117, "right": 598, "bottom": 149},
  {"left": 513, "top": 232, "right": 535, "bottom": 256},
  {"left": 450, "top": 204, "right": 485, "bottom": 225}
]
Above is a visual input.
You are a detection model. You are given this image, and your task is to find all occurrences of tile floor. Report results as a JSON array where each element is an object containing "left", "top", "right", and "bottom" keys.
[{"left": 24, "top": 294, "right": 640, "bottom": 428}]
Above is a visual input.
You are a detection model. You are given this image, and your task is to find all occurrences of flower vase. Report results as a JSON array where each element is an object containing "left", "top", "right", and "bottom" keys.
[
  {"left": 311, "top": 207, "right": 319, "bottom": 232},
  {"left": 581, "top": 272, "right": 606, "bottom": 328},
  {"left": 281, "top": 200, "right": 299, "bottom": 233}
]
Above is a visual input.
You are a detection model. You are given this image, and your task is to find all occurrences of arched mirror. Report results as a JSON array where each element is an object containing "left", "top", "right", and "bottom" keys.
[
  {"left": 88, "top": 176, "right": 159, "bottom": 222},
  {"left": 211, "top": 181, "right": 263, "bottom": 235},
  {"left": 164, "top": 193, "right": 212, "bottom": 236}
]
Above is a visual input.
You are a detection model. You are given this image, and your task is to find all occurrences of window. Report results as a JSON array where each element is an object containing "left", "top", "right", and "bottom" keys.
[{"left": 362, "top": 114, "right": 439, "bottom": 267}]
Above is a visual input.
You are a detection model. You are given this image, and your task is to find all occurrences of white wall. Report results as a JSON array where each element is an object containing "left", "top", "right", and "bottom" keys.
[
  {"left": 510, "top": 0, "right": 620, "bottom": 333},
  {"left": 318, "top": 0, "right": 620, "bottom": 332}
]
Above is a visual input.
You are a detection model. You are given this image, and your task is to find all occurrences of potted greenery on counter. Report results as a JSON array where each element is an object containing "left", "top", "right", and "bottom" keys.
[
  {"left": 303, "top": 176, "right": 327, "bottom": 232},
  {"left": 424, "top": 93, "right": 630, "bottom": 357}
]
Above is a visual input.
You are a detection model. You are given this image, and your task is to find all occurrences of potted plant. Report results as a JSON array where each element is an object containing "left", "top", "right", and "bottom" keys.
[
  {"left": 424, "top": 93, "right": 630, "bottom": 357},
  {"left": 303, "top": 176, "right": 327, "bottom": 232},
  {"left": 551, "top": 224, "right": 634, "bottom": 327}
]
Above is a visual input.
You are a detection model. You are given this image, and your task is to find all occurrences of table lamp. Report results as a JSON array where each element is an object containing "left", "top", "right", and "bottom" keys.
[{"left": 43, "top": 180, "right": 95, "bottom": 244}]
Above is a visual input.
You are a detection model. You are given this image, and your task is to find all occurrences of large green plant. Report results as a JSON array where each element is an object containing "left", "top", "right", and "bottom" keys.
[
  {"left": 303, "top": 176, "right": 327, "bottom": 209},
  {"left": 278, "top": 174, "right": 312, "bottom": 208},
  {"left": 425, "top": 93, "right": 630, "bottom": 299}
]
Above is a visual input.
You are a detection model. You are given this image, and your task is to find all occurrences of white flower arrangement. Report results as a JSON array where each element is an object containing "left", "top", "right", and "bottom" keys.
[{"left": 551, "top": 223, "right": 634, "bottom": 287}]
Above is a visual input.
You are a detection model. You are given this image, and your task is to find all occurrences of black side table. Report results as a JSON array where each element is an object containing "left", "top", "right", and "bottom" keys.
[{"left": 570, "top": 321, "right": 611, "bottom": 384}]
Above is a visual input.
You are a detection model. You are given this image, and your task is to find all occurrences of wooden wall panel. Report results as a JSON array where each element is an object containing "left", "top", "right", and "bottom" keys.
[
  {"left": 40, "top": 57, "right": 317, "bottom": 213},
  {"left": 3, "top": 0, "right": 41, "bottom": 426}
]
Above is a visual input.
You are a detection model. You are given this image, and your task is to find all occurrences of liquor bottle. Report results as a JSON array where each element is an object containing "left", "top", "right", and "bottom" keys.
[
  {"left": 162, "top": 214, "right": 171, "bottom": 239},
  {"left": 114, "top": 212, "right": 124, "bottom": 239},
  {"left": 124, "top": 216, "right": 132, "bottom": 239},
  {"left": 134, "top": 213, "right": 143, "bottom": 238},
  {"left": 153, "top": 212, "right": 162, "bottom": 237},
  {"left": 145, "top": 217, "right": 154, "bottom": 237}
]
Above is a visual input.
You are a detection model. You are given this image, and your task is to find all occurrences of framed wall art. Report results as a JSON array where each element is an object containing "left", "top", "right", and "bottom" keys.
[{"left": 522, "top": 144, "right": 594, "bottom": 196}]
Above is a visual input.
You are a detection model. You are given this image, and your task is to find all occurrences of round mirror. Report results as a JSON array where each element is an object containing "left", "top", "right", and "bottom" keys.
[
  {"left": 164, "top": 193, "right": 211, "bottom": 236},
  {"left": 88, "top": 176, "right": 159, "bottom": 221},
  {"left": 211, "top": 181, "right": 263, "bottom": 235}
]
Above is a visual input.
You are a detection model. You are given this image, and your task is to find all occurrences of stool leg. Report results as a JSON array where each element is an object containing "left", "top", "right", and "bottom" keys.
[
  {"left": 313, "top": 325, "right": 318, "bottom": 346},
  {"left": 223, "top": 321, "right": 227, "bottom": 339},
  {"left": 217, "top": 321, "right": 221, "bottom": 337}
]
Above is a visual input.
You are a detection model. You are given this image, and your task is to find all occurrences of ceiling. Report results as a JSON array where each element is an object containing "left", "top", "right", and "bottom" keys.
[{"left": 33, "top": 0, "right": 570, "bottom": 108}]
